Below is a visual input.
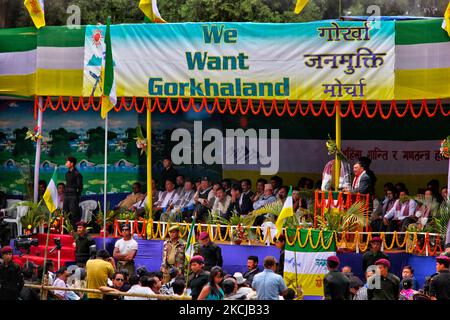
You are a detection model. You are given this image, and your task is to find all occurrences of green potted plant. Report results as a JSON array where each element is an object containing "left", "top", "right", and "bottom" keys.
[{"left": 18, "top": 200, "right": 46, "bottom": 234}]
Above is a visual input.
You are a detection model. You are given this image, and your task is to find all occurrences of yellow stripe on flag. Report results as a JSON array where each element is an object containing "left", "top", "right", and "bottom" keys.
[
  {"left": 295, "top": 0, "right": 309, "bottom": 14},
  {"left": 24, "top": 0, "right": 46, "bottom": 29},
  {"left": 444, "top": 1, "right": 450, "bottom": 37},
  {"left": 284, "top": 272, "right": 325, "bottom": 297},
  {"left": 276, "top": 186, "right": 294, "bottom": 237},
  {"left": 139, "top": 0, "right": 167, "bottom": 23}
]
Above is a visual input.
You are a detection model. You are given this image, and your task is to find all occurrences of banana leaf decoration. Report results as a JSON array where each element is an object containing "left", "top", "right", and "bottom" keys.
[
  {"left": 25, "top": 126, "right": 43, "bottom": 142},
  {"left": 134, "top": 126, "right": 147, "bottom": 155},
  {"left": 326, "top": 134, "right": 348, "bottom": 162}
]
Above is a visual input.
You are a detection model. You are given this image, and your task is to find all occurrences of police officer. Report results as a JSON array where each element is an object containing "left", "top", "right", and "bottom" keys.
[
  {"left": 64, "top": 156, "right": 83, "bottom": 229},
  {"left": 362, "top": 237, "right": 389, "bottom": 273},
  {"left": 323, "top": 255, "right": 351, "bottom": 300},
  {"left": 0, "top": 246, "right": 24, "bottom": 300},
  {"left": 75, "top": 221, "right": 96, "bottom": 267},
  {"left": 429, "top": 255, "right": 450, "bottom": 300},
  {"left": 197, "top": 231, "right": 223, "bottom": 271}
]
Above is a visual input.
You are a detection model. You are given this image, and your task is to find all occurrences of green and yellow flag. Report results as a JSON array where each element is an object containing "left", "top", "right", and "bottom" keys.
[
  {"left": 295, "top": 0, "right": 309, "bottom": 14},
  {"left": 101, "top": 17, "right": 116, "bottom": 119},
  {"left": 139, "top": 0, "right": 167, "bottom": 23},
  {"left": 24, "top": 0, "right": 45, "bottom": 29},
  {"left": 276, "top": 186, "right": 294, "bottom": 237},
  {"left": 43, "top": 168, "right": 58, "bottom": 214},
  {"left": 443, "top": 1, "right": 450, "bottom": 37}
]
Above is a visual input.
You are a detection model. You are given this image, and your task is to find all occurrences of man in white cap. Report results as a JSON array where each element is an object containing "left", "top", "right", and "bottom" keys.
[
  {"left": 233, "top": 272, "right": 253, "bottom": 296},
  {"left": 253, "top": 184, "right": 277, "bottom": 210}
]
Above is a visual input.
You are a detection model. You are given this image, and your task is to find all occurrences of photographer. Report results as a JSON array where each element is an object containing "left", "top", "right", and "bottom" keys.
[{"left": 0, "top": 246, "right": 24, "bottom": 300}]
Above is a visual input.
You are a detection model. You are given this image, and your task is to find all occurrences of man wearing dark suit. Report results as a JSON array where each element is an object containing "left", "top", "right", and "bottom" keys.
[
  {"left": 226, "top": 184, "right": 253, "bottom": 218},
  {"left": 323, "top": 256, "right": 351, "bottom": 300},
  {"left": 351, "top": 161, "right": 373, "bottom": 195}
]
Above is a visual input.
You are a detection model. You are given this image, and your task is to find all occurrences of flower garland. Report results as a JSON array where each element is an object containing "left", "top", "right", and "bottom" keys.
[{"left": 25, "top": 125, "right": 43, "bottom": 142}]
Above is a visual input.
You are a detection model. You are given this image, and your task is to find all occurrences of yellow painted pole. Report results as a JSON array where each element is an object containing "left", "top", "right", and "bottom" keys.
[
  {"left": 146, "top": 104, "right": 153, "bottom": 217},
  {"left": 335, "top": 103, "right": 341, "bottom": 192}
]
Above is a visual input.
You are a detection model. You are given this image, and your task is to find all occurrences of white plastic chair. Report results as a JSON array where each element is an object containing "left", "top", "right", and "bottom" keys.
[
  {"left": 79, "top": 200, "right": 98, "bottom": 223},
  {"left": 3, "top": 199, "right": 29, "bottom": 237}
]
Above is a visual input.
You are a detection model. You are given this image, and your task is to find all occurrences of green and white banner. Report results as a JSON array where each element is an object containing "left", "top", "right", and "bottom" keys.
[
  {"left": 82, "top": 21, "right": 395, "bottom": 101},
  {"left": 283, "top": 229, "right": 336, "bottom": 299}
]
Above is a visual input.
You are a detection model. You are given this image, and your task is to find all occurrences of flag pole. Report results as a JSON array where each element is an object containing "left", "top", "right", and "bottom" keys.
[
  {"left": 334, "top": 103, "right": 341, "bottom": 192},
  {"left": 103, "top": 112, "right": 108, "bottom": 250},
  {"left": 146, "top": 102, "right": 152, "bottom": 219},
  {"left": 33, "top": 97, "right": 43, "bottom": 203}
]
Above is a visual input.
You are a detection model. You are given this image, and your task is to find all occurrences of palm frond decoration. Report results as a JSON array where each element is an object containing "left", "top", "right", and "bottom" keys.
[
  {"left": 316, "top": 201, "right": 365, "bottom": 232},
  {"left": 434, "top": 200, "right": 450, "bottom": 237},
  {"left": 244, "top": 201, "right": 284, "bottom": 226},
  {"left": 18, "top": 200, "right": 47, "bottom": 231}
]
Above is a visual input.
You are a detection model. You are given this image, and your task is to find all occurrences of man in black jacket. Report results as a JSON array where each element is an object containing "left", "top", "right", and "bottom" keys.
[
  {"left": 362, "top": 237, "right": 389, "bottom": 273},
  {"left": 188, "top": 255, "right": 209, "bottom": 300},
  {"left": 243, "top": 255, "right": 260, "bottom": 286},
  {"left": 226, "top": 184, "right": 253, "bottom": 218},
  {"left": 0, "top": 246, "right": 24, "bottom": 300},
  {"left": 160, "top": 156, "right": 178, "bottom": 191},
  {"left": 197, "top": 232, "right": 223, "bottom": 271},
  {"left": 64, "top": 156, "right": 83, "bottom": 229},
  {"left": 75, "top": 221, "right": 96, "bottom": 267},
  {"left": 323, "top": 256, "right": 351, "bottom": 300},
  {"left": 367, "top": 258, "right": 400, "bottom": 300},
  {"left": 429, "top": 255, "right": 450, "bottom": 300}
]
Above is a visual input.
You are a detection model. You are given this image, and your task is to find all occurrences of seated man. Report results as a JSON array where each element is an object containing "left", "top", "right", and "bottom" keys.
[
  {"left": 153, "top": 179, "right": 180, "bottom": 221},
  {"left": 192, "top": 177, "right": 214, "bottom": 223},
  {"left": 161, "top": 179, "right": 196, "bottom": 222},
  {"left": 211, "top": 187, "right": 231, "bottom": 218},
  {"left": 384, "top": 189, "right": 417, "bottom": 233},
  {"left": 117, "top": 182, "right": 144, "bottom": 211},
  {"left": 226, "top": 184, "right": 253, "bottom": 218},
  {"left": 131, "top": 179, "right": 160, "bottom": 217},
  {"left": 253, "top": 184, "right": 277, "bottom": 211}
]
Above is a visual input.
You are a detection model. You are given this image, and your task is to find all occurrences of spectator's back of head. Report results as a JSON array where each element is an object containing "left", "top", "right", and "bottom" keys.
[
  {"left": 96, "top": 249, "right": 110, "bottom": 260},
  {"left": 129, "top": 275, "right": 140, "bottom": 286},
  {"left": 172, "top": 279, "right": 186, "bottom": 295},
  {"left": 263, "top": 256, "right": 277, "bottom": 269},
  {"left": 222, "top": 279, "right": 236, "bottom": 295},
  {"left": 402, "top": 278, "right": 413, "bottom": 290}
]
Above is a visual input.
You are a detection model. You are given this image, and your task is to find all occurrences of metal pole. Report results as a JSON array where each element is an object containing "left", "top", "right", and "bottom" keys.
[
  {"left": 146, "top": 105, "right": 152, "bottom": 212},
  {"left": 103, "top": 113, "right": 108, "bottom": 250},
  {"left": 334, "top": 103, "right": 341, "bottom": 192},
  {"left": 33, "top": 97, "right": 43, "bottom": 203}
]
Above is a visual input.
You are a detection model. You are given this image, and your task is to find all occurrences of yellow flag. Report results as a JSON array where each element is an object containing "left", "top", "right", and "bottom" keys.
[
  {"left": 443, "top": 1, "right": 450, "bottom": 37},
  {"left": 295, "top": 0, "right": 309, "bottom": 14},
  {"left": 139, "top": 0, "right": 167, "bottom": 23},
  {"left": 24, "top": 0, "right": 45, "bottom": 29}
]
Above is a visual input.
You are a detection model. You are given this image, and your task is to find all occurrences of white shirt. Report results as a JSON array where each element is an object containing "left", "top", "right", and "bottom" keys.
[
  {"left": 124, "top": 285, "right": 156, "bottom": 300},
  {"left": 236, "top": 286, "right": 253, "bottom": 296},
  {"left": 114, "top": 238, "right": 138, "bottom": 255},
  {"left": 385, "top": 199, "right": 417, "bottom": 221},
  {"left": 53, "top": 278, "right": 68, "bottom": 300},
  {"left": 156, "top": 190, "right": 179, "bottom": 208}
]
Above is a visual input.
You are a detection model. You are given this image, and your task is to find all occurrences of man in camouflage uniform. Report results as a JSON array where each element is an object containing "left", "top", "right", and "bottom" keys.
[{"left": 160, "top": 225, "right": 186, "bottom": 282}]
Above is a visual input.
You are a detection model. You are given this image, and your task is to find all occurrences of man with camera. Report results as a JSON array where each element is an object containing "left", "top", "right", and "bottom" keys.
[
  {"left": 0, "top": 246, "right": 24, "bottom": 300},
  {"left": 74, "top": 221, "right": 96, "bottom": 267}
]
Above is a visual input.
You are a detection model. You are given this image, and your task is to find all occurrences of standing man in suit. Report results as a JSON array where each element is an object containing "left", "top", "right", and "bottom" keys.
[
  {"left": 351, "top": 161, "right": 373, "bottom": 195},
  {"left": 64, "top": 157, "right": 83, "bottom": 229}
]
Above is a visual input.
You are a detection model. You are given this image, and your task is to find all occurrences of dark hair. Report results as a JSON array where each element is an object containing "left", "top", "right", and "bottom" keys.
[
  {"left": 402, "top": 278, "right": 413, "bottom": 290},
  {"left": 96, "top": 249, "right": 110, "bottom": 259},
  {"left": 222, "top": 279, "right": 235, "bottom": 295},
  {"left": 176, "top": 174, "right": 185, "bottom": 179},
  {"left": 427, "top": 179, "right": 440, "bottom": 189},
  {"left": 129, "top": 275, "right": 140, "bottom": 286},
  {"left": 358, "top": 156, "right": 372, "bottom": 169},
  {"left": 215, "top": 186, "right": 224, "bottom": 193},
  {"left": 402, "top": 265, "right": 414, "bottom": 274},
  {"left": 263, "top": 256, "right": 277, "bottom": 269},
  {"left": 279, "top": 186, "right": 289, "bottom": 194},
  {"left": 66, "top": 157, "right": 77, "bottom": 165},
  {"left": 133, "top": 182, "right": 142, "bottom": 188},
  {"left": 148, "top": 277, "right": 160, "bottom": 290},
  {"left": 240, "top": 179, "right": 252, "bottom": 187},
  {"left": 165, "top": 178, "right": 176, "bottom": 186},
  {"left": 45, "top": 260, "right": 55, "bottom": 270},
  {"left": 172, "top": 279, "right": 186, "bottom": 295},
  {"left": 284, "top": 288, "right": 296, "bottom": 300},
  {"left": 277, "top": 234, "right": 286, "bottom": 243},
  {"left": 57, "top": 183, "right": 65, "bottom": 188},
  {"left": 22, "top": 263, "right": 35, "bottom": 280},
  {"left": 231, "top": 184, "right": 242, "bottom": 193},
  {"left": 247, "top": 255, "right": 258, "bottom": 264},
  {"left": 221, "top": 178, "right": 232, "bottom": 187},
  {"left": 256, "top": 178, "right": 268, "bottom": 185},
  {"left": 112, "top": 272, "right": 125, "bottom": 280},
  {"left": 395, "top": 182, "right": 407, "bottom": 192},
  {"left": 208, "top": 266, "right": 224, "bottom": 297},
  {"left": 169, "top": 267, "right": 179, "bottom": 279},
  {"left": 140, "top": 276, "right": 151, "bottom": 287},
  {"left": 153, "top": 271, "right": 164, "bottom": 281},
  {"left": 270, "top": 176, "right": 283, "bottom": 187},
  {"left": 38, "top": 180, "right": 46, "bottom": 187},
  {"left": 327, "top": 260, "right": 339, "bottom": 269},
  {"left": 437, "top": 258, "right": 450, "bottom": 269},
  {"left": 56, "top": 266, "right": 68, "bottom": 276},
  {"left": 384, "top": 182, "right": 394, "bottom": 189}
]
